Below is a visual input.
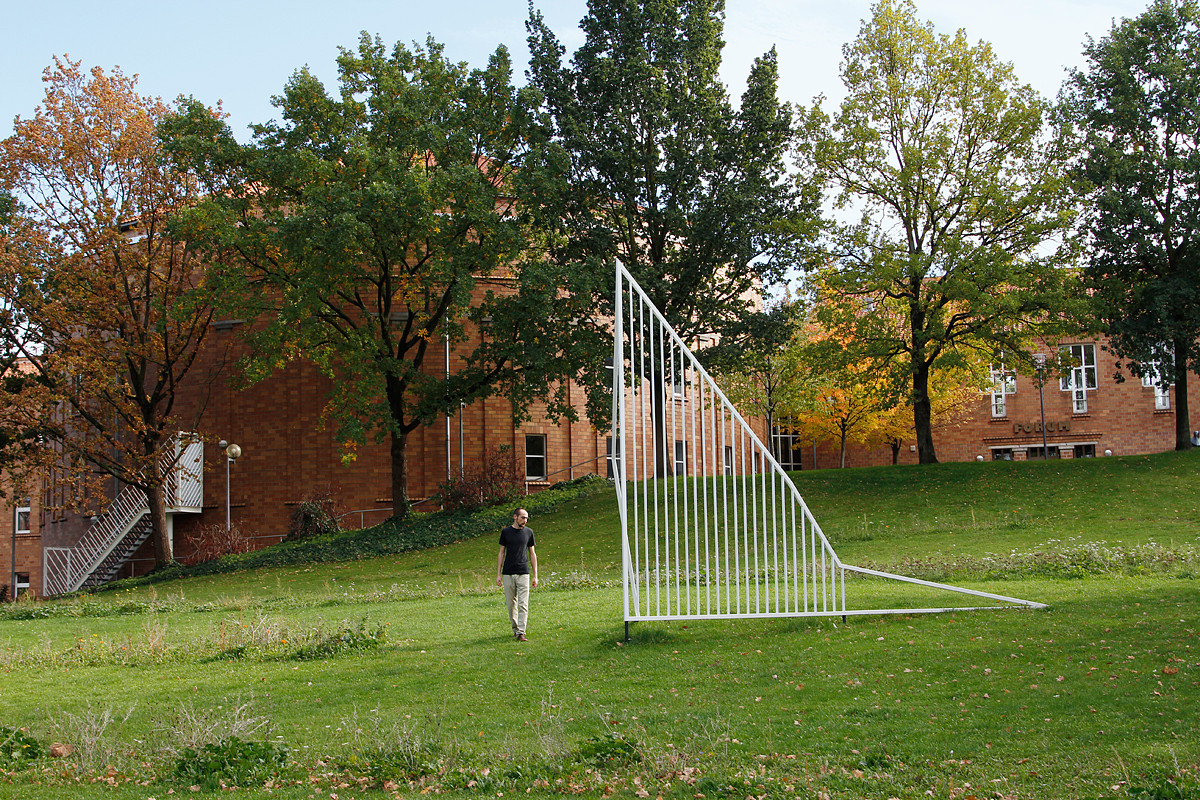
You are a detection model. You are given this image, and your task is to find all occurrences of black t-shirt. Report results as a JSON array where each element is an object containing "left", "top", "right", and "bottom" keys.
[{"left": 499, "top": 524, "right": 535, "bottom": 575}]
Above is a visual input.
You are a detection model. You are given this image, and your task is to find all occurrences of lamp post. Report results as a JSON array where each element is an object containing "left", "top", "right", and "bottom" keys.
[
  {"left": 217, "top": 440, "right": 242, "bottom": 532},
  {"left": 1032, "top": 354, "right": 1049, "bottom": 460}
]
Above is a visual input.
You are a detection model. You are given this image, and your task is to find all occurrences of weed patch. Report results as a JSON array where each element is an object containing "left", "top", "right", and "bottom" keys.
[
  {"left": 0, "top": 726, "right": 41, "bottom": 769},
  {"left": 173, "top": 736, "right": 289, "bottom": 790},
  {"left": 293, "top": 620, "right": 387, "bottom": 660}
]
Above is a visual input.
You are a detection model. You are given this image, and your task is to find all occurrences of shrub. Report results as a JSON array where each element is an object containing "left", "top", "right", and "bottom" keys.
[
  {"left": 173, "top": 735, "right": 288, "bottom": 790},
  {"left": 293, "top": 620, "right": 387, "bottom": 660},
  {"left": 0, "top": 726, "right": 41, "bottom": 768},
  {"left": 437, "top": 446, "right": 522, "bottom": 512},
  {"left": 572, "top": 732, "right": 641, "bottom": 766},
  {"left": 180, "top": 522, "right": 252, "bottom": 566},
  {"left": 286, "top": 489, "right": 343, "bottom": 541}
]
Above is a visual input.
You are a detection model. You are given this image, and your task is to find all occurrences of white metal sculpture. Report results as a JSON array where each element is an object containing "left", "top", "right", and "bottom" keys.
[{"left": 610, "top": 261, "right": 1045, "bottom": 631}]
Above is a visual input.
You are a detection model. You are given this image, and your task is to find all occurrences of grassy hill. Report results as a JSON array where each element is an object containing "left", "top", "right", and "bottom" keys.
[{"left": 0, "top": 453, "right": 1197, "bottom": 799}]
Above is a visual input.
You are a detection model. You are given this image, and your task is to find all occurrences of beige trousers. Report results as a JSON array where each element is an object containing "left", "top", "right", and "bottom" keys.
[{"left": 502, "top": 574, "right": 530, "bottom": 635}]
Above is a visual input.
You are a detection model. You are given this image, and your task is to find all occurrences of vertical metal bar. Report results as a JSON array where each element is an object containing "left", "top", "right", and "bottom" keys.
[
  {"left": 638, "top": 297, "right": 650, "bottom": 617},
  {"left": 614, "top": 261, "right": 629, "bottom": 621},
  {"left": 626, "top": 277, "right": 639, "bottom": 616},
  {"left": 821, "top": 534, "right": 828, "bottom": 613},
  {"left": 809, "top": 510, "right": 817, "bottom": 614},
  {"left": 643, "top": 298, "right": 654, "bottom": 616},
  {"left": 657, "top": 309, "right": 667, "bottom": 618},
  {"left": 789, "top": 489, "right": 799, "bottom": 614},
  {"left": 699, "top": 371, "right": 711, "bottom": 615},
  {"left": 720, "top": 402, "right": 730, "bottom": 615},
  {"left": 684, "top": 345, "right": 694, "bottom": 616},
  {"left": 724, "top": 402, "right": 734, "bottom": 618},
  {"left": 741, "top": 426, "right": 751, "bottom": 614},
  {"left": 841, "top": 564, "right": 846, "bottom": 614},
  {"left": 772, "top": 455, "right": 782, "bottom": 614},
  {"left": 669, "top": 339, "right": 679, "bottom": 616},
  {"left": 750, "top": 433, "right": 760, "bottom": 613}
]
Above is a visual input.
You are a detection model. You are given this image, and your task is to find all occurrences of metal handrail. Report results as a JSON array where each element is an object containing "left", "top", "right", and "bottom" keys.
[
  {"left": 334, "top": 458, "right": 612, "bottom": 528},
  {"left": 524, "top": 454, "right": 610, "bottom": 492},
  {"left": 43, "top": 434, "right": 201, "bottom": 595}
]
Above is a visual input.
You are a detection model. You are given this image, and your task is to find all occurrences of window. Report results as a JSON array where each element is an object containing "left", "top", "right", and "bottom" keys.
[
  {"left": 668, "top": 366, "right": 687, "bottom": 399},
  {"left": 524, "top": 434, "right": 547, "bottom": 481},
  {"left": 772, "top": 426, "right": 802, "bottom": 471},
  {"left": 12, "top": 573, "right": 29, "bottom": 600},
  {"left": 605, "top": 437, "right": 620, "bottom": 479},
  {"left": 989, "top": 365, "right": 1016, "bottom": 417},
  {"left": 1026, "top": 445, "right": 1060, "bottom": 460},
  {"left": 723, "top": 446, "right": 733, "bottom": 476},
  {"left": 1074, "top": 443, "right": 1096, "bottom": 458},
  {"left": 1060, "top": 344, "right": 1097, "bottom": 413},
  {"left": 14, "top": 498, "right": 30, "bottom": 535},
  {"left": 673, "top": 441, "right": 687, "bottom": 476},
  {"left": 991, "top": 448, "right": 1013, "bottom": 461},
  {"left": 1141, "top": 364, "right": 1171, "bottom": 410}
]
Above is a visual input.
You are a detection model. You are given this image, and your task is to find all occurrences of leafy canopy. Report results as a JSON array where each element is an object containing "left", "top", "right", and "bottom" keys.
[
  {"left": 0, "top": 58, "right": 222, "bottom": 563},
  {"left": 1064, "top": 0, "right": 1200, "bottom": 450},
  {"left": 800, "top": 0, "right": 1079, "bottom": 464},
  {"left": 164, "top": 34, "right": 595, "bottom": 508}
]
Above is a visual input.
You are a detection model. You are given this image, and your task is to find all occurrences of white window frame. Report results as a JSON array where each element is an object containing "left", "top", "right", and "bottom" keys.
[
  {"left": 673, "top": 440, "right": 687, "bottom": 476},
  {"left": 772, "top": 426, "right": 802, "bottom": 471},
  {"left": 1141, "top": 363, "right": 1171, "bottom": 410},
  {"left": 524, "top": 434, "right": 547, "bottom": 481},
  {"left": 989, "top": 364, "right": 1016, "bottom": 418},
  {"left": 722, "top": 446, "right": 733, "bottom": 476},
  {"left": 14, "top": 498, "right": 30, "bottom": 535},
  {"left": 668, "top": 366, "right": 687, "bottom": 400},
  {"left": 1060, "top": 344, "right": 1097, "bottom": 413},
  {"left": 605, "top": 436, "right": 620, "bottom": 479}
]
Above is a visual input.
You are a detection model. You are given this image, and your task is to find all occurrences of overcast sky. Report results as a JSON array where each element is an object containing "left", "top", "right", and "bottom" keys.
[{"left": 3, "top": 0, "right": 1151, "bottom": 141}]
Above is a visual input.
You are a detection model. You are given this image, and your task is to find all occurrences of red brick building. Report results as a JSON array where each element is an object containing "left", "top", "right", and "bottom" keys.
[
  {"left": 4, "top": 332, "right": 1193, "bottom": 597},
  {"left": 800, "top": 339, "right": 1197, "bottom": 470}
]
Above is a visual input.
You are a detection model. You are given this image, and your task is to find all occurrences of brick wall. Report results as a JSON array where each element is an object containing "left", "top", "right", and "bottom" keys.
[{"left": 804, "top": 340, "right": 1197, "bottom": 470}]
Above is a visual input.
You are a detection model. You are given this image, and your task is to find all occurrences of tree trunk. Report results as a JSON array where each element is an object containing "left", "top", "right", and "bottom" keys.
[
  {"left": 1174, "top": 337, "right": 1193, "bottom": 450},
  {"left": 147, "top": 483, "right": 172, "bottom": 566},
  {"left": 391, "top": 429, "right": 410, "bottom": 518},
  {"left": 912, "top": 361, "right": 939, "bottom": 464},
  {"left": 890, "top": 441, "right": 901, "bottom": 465},
  {"left": 650, "top": 367, "right": 672, "bottom": 478}
]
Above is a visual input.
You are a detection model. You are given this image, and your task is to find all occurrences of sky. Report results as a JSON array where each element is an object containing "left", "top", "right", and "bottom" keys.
[{"left": 1, "top": 0, "right": 1154, "bottom": 143}]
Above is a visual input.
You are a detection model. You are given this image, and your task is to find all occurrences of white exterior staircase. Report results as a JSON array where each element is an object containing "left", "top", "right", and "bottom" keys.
[{"left": 43, "top": 436, "right": 204, "bottom": 595}]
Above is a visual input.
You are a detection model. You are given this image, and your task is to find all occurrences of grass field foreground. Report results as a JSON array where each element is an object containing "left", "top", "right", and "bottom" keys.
[{"left": 0, "top": 454, "right": 1196, "bottom": 799}]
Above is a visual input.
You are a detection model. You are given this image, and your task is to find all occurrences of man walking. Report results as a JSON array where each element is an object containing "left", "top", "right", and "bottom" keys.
[{"left": 496, "top": 507, "right": 538, "bottom": 641}]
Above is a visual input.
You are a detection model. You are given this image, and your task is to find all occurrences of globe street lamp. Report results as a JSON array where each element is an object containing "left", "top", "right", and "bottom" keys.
[{"left": 217, "top": 440, "right": 242, "bottom": 532}]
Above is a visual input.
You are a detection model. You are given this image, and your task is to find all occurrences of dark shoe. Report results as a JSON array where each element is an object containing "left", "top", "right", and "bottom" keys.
[{"left": 516, "top": 633, "right": 528, "bottom": 642}]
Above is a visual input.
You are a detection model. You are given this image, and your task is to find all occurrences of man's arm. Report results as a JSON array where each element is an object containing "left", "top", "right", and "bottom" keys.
[
  {"left": 496, "top": 546, "right": 506, "bottom": 586},
  {"left": 529, "top": 547, "right": 539, "bottom": 588}
]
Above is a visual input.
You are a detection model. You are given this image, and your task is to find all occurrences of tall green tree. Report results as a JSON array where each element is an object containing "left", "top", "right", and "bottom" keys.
[
  {"left": 701, "top": 299, "right": 804, "bottom": 465},
  {"left": 800, "top": 0, "right": 1078, "bottom": 464},
  {"left": 526, "top": 0, "right": 815, "bottom": 475},
  {"left": 164, "top": 35, "right": 594, "bottom": 513},
  {"left": 1064, "top": 0, "right": 1200, "bottom": 450}
]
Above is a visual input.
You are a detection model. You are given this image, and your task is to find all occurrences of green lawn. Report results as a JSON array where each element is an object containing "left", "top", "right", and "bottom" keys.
[{"left": 0, "top": 454, "right": 1197, "bottom": 799}]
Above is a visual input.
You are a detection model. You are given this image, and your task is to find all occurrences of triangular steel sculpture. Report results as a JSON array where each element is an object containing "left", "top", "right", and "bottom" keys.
[{"left": 610, "top": 260, "right": 1046, "bottom": 623}]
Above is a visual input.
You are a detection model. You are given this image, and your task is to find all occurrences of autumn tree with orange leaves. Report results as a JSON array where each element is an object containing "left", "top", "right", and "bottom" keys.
[
  {"left": 0, "top": 58, "right": 225, "bottom": 566},
  {"left": 783, "top": 299, "right": 983, "bottom": 468}
]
